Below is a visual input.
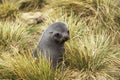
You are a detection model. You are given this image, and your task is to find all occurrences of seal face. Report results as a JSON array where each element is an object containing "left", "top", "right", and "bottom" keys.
[{"left": 33, "top": 22, "right": 69, "bottom": 67}]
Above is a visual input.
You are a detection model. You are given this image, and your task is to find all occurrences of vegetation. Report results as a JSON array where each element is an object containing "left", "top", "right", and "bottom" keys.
[{"left": 0, "top": 0, "right": 120, "bottom": 80}]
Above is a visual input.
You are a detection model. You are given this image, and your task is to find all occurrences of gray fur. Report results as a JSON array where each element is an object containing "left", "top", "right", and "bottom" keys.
[{"left": 33, "top": 22, "right": 69, "bottom": 67}]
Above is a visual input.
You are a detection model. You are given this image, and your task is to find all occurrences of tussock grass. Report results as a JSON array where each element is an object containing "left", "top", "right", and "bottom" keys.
[
  {"left": 0, "top": 0, "right": 46, "bottom": 20},
  {"left": 0, "top": 14, "right": 120, "bottom": 79},
  {"left": 19, "top": 0, "right": 46, "bottom": 11},
  {"left": 46, "top": 0, "right": 120, "bottom": 32},
  {"left": 0, "top": 0, "right": 20, "bottom": 20},
  {"left": 0, "top": 0, "right": 120, "bottom": 79},
  {"left": 0, "top": 51, "right": 67, "bottom": 80},
  {"left": 65, "top": 31, "right": 118, "bottom": 79},
  {"left": 0, "top": 22, "right": 30, "bottom": 52}
]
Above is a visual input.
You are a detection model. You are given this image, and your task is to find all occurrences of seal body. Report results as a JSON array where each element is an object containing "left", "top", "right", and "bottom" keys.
[{"left": 33, "top": 22, "right": 69, "bottom": 67}]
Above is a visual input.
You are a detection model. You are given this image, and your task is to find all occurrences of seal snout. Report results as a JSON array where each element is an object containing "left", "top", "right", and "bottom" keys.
[
  {"left": 63, "top": 35, "right": 69, "bottom": 41},
  {"left": 62, "top": 33, "right": 70, "bottom": 43}
]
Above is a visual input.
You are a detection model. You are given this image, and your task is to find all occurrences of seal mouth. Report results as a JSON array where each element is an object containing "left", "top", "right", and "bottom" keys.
[{"left": 59, "top": 36, "right": 70, "bottom": 44}]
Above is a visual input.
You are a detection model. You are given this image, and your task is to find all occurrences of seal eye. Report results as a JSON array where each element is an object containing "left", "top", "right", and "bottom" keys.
[
  {"left": 55, "top": 33, "right": 61, "bottom": 38},
  {"left": 49, "top": 32, "right": 53, "bottom": 34},
  {"left": 53, "top": 33, "right": 62, "bottom": 43}
]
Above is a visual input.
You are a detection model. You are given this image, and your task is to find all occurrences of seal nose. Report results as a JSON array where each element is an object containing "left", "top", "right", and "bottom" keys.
[
  {"left": 63, "top": 34, "right": 69, "bottom": 41},
  {"left": 65, "top": 36, "right": 69, "bottom": 40}
]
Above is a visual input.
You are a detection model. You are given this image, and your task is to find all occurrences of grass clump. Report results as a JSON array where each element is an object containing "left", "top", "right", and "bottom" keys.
[
  {"left": 0, "top": 49, "right": 66, "bottom": 80},
  {"left": 0, "top": 21, "right": 30, "bottom": 52},
  {"left": 46, "top": 0, "right": 120, "bottom": 32},
  {"left": 63, "top": 15, "right": 120, "bottom": 80},
  {"left": 0, "top": 0, "right": 20, "bottom": 20},
  {"left": 19, "top": 0, "right": 46, "bottom": 11},
  {"left": 0, "top": 0, "right": 46, "bottom": 20},
  {"left": 65, "top": 32, "right": 117, "bottom": 79},
  {"left": 0, "top": 51, "right": 67, "bottom": 80}
]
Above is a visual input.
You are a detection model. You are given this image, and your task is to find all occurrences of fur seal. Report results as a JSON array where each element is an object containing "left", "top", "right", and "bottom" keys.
[{"left": 33, "top": 22, "right": 69, "bottom": 67}]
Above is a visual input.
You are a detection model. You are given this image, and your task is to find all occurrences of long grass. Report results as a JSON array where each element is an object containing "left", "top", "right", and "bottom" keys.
[
  {"left": 0, "top": 50, "right": 68, "bottom": 80},
  {"left": 0, "top": 22, "right": 30, "bottom": 53},
  {"left": 29, "top": 12, "right": 120, "bottom": 79},
  {"left": 45, "top": 0, "right": 120, "bottom": 32},
  {"left": 0, "top": 0, "right": 46, "bottom": 20},
  {"left": 0, "top": 0, "right": 120, "bottom": 80}
]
